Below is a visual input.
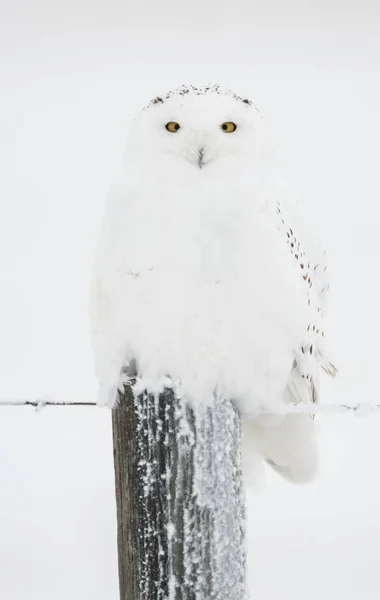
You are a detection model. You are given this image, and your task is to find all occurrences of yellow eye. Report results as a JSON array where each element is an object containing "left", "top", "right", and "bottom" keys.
[
  {"left": 221, "top": 121, "right": 237, "bottom": 133},
  {"left": 166, "top": 121, "right": 180, "bottom": 133}
]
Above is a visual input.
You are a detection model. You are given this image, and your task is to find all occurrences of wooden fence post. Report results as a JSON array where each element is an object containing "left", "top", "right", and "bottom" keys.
[{"left": 112, "top": 383, "right": 246, "bottom": 599}]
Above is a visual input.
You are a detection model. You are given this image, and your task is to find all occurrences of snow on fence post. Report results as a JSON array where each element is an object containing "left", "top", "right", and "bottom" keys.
[{"left": 112, "top": 382, "right": 246, "bottom": 600}]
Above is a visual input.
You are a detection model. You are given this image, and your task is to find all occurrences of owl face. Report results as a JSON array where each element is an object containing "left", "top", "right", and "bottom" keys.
[{"left": 128, "top": 89, "right": 265, "bottom": 176}]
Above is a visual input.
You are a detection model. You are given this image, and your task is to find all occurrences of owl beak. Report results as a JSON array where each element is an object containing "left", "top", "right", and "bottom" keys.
[{"left": 197, "top": 147, "right": 206, "bottom": 169}]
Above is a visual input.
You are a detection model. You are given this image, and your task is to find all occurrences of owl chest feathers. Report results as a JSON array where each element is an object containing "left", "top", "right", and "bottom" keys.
[
  {"left": 111, "top": 176, "right": 276, "bottom": 281},
  {"left": 101, "top": 177, "right": 310, "bottom": 344}
]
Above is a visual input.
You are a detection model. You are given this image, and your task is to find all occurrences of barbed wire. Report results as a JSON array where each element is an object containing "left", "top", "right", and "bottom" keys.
[
  {"left": 0, "top": 396, "right": 380, "bottom": 416},
  {"left": 0, "top": 399, "right": 96, "bottom": 408}
]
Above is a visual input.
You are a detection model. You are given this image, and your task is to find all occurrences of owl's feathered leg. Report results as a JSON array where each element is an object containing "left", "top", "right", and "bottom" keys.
[
  {"left": 262, "top": 414, "right": 318, "bottom": 483},
  {"left": 242, "top": 351, "right": 323, "bottom": 485},
  {"left": 242, "top": 413, "right": 319, "bottom": 484}
]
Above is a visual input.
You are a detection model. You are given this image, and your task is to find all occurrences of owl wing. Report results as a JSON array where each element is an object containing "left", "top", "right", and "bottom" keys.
[
  {"left": 245, "top": 197, "right": 337, "bottom": 484},
  {"left": 89, "top": 181, "right": 135, "bottom": 406},
  {"left": 276, "top": 198, "right": 337, "bottom": 406}
]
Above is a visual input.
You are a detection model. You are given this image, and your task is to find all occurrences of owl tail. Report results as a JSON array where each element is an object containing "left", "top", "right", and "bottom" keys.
[{"left": 242, "top": 413, "right": 319, "bottom": 485}]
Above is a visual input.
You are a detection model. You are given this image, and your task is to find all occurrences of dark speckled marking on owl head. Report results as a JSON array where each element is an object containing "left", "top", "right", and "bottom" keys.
[{"left": 144, "top": 84, "right": 259, "bottom": 112}]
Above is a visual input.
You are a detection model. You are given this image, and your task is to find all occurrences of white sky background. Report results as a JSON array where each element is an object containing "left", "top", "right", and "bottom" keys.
[{"left": 1, "top": 1, "right": 380, "bottom": 598}]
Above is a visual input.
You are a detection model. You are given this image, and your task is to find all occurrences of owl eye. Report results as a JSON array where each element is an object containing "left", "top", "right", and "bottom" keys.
[
  {"left": 221, "top": 122, "right": 237, "bottom": 133},
  {"left": 166, "top": 122, "right": 181, "bottom": 133}
]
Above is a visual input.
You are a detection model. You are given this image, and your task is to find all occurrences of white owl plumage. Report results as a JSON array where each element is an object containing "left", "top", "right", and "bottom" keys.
[{"left": 90, "top": 84, "right": 336, "bottom": 484}]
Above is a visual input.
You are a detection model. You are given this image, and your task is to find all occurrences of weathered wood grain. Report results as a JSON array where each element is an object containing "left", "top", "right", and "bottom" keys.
[{"left": 112, "top": 384, "right": 246, "bottom": 600}]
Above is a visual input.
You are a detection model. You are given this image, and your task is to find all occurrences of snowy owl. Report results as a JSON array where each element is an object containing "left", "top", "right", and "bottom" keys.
[{"left": 90, "top": 84, "right": 336, "bottom": 484}]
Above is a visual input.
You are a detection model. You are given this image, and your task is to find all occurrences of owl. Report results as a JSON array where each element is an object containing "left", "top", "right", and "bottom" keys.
[{"left": 90, "top": 84, "right": 336, "bottom": 484}]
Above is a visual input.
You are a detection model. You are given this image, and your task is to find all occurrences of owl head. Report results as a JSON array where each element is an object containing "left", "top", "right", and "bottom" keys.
[{"left": 127, "top": 84, "right": 273, "bottom": 179}]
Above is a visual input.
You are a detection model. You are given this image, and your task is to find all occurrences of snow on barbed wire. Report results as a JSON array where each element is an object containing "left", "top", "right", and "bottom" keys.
[{"left": 0, "top": 397, "right": 379, "bottom": 417}]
